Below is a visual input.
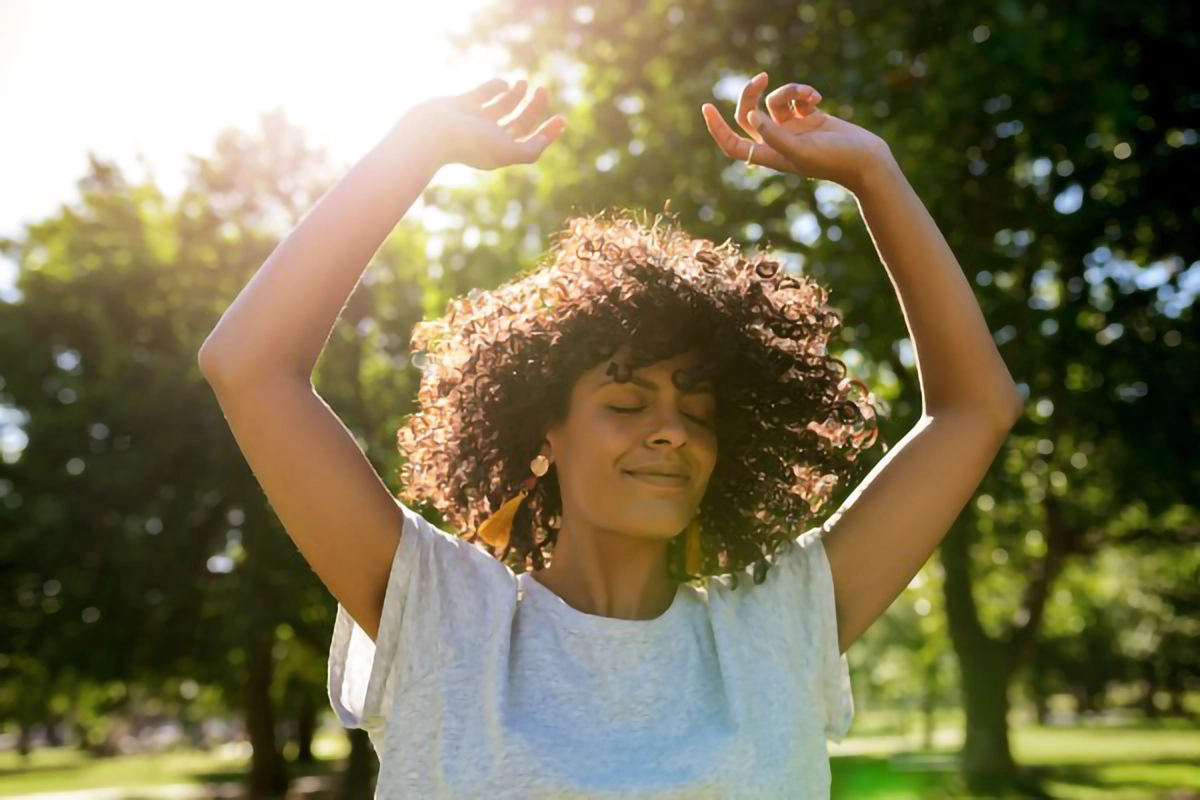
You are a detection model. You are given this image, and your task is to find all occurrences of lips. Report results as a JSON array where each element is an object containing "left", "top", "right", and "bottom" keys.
[
  {"left": 625, "top": 465, "right": 690, "bottom": 478},
  {"left": 624, "top": 470, "right": 689, "bottom": 488}
]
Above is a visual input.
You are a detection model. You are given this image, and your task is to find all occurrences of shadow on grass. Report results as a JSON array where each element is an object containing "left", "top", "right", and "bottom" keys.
[
  {"left": 1034, "top": 718, "right": 1200, "bottom": 735},
  {"left": 1051, "top": 716, "right": 1198, "bottom": 732},
  {"left": 176, "top": 758, "right": 345, "bottom": 799},
  {"left": 1029, "top": 756, "right": 1200, "bottom": 794},
  {"left": 0, "top": 761, "right": 87, "bottom": 780},
  {"left": 191, "top": 756, "right": 340, "bottom": 785}
]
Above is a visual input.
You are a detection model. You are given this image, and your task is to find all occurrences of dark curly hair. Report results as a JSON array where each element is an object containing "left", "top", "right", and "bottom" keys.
[{"left": 395, "top": 207, "right": 885, "bottom": 589}]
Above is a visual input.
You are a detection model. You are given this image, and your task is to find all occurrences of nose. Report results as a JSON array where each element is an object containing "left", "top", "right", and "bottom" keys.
[{"left": 644, "top": 408, "right": 690, "bottom": 447}]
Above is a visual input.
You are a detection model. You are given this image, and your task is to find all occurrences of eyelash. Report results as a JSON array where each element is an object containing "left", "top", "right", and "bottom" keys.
[{"left": 608, "top": 406, "right": 713, "bottom": 426}]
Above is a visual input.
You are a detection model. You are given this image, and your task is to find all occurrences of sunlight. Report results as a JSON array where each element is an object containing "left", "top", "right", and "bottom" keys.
[
  {"left": 0, "top": 0, "right": 515, "bottom": 296},
  {"left": 0, "top": 0, "right": 506, "bottom": 229}
]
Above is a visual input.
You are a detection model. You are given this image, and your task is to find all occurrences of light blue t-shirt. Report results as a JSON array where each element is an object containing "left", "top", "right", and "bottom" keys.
[{"left": 329, "top": 499, "right": 853, "bottom": 798}]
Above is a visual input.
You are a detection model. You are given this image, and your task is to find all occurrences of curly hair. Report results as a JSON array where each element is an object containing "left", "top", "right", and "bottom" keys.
[{"left": 395, "top": 207, "right": 885, "bottom": 589}]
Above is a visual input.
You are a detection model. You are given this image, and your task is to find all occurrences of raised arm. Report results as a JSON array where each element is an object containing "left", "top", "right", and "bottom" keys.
[
  {"left": 704, "top": 73, "right": 1022, "bottom": 654},
  {"left": 198, "top": 79, "right": 566, "bottom": 640}
]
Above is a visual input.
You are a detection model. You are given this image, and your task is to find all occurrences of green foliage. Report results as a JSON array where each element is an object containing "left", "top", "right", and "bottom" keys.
[{"left": 0, "top": 1, "right": 1195, "bottom": 795}]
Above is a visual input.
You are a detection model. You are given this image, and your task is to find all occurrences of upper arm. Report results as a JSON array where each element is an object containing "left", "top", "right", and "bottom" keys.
[
  {"left": 201, "top": 364, "right": 402, "bottom": 642},
  {"left": 821, "top": 408, "right": 1018, "bottom": 653}
]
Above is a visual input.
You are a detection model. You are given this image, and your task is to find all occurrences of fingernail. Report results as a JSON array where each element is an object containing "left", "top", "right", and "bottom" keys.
[{"left": 748, "top": 110, "right": 762, "bottom": 125}]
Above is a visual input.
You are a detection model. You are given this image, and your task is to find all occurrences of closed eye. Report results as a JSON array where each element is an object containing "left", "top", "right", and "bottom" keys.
[
  {"left": 607, "top": 406, "right": 712, "bottom": 426},
  {"left": 608, "top": 405, "right": 643, "bottom": 414}
]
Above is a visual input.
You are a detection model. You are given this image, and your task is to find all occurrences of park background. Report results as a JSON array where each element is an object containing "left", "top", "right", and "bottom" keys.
[{"left": 0, "top": 0, "right": 1197, "bottom": 797}]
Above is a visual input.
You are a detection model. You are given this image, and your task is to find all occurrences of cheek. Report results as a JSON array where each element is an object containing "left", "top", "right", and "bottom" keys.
[
  {"left": 693, "top": 423, "right": 719, "bottom": 458},
  {"left": 558, "top": 443, "right": 635, "bottom": 522},
  {"left": 559, "top": 412, "right": 633, "bottom": 483},
  {"left": 587, "top": 408, "right": 641, "bottom": 446}
]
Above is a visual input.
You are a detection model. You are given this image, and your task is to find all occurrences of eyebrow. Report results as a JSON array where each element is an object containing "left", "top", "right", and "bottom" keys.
[{"left": 597, "top": 374, "right": 716, "bottom": 395}]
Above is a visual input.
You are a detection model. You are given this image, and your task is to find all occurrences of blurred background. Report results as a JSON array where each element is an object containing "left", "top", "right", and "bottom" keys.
[{"left": 1, "top": 0, "right": 1197, "bottom": 798}]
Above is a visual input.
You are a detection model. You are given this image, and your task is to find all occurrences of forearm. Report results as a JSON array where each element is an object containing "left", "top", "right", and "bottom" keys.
[
  {"left": 853, "top": 154, "right": 1022, "bottom": 422},
  {"left": 199, "top": 112, "right": 443, "bottom": 384}
]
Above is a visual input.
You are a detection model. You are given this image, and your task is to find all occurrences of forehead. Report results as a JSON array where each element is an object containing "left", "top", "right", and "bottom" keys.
[{"left": 583, "top": 345, "right": 714, "bottom": 391}]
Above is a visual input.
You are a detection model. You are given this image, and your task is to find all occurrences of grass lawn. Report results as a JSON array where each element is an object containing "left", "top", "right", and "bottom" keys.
[
  {"left": 0, "top": 718, "right": 1196, "bottom": 798},
  {"left": 0, "top": 734, "right": 345, "bottom": 797},
  {"left": 829, "top": 715, "right": 1200, "bottom": 799}
]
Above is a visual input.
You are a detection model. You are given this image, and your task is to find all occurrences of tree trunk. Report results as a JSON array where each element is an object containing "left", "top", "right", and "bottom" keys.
[
  {"left": 16, "top": 720, "right": 33, "bottom": 758},
  {"left": 941, "top": 517, "right": 1051, "bottom": 798},
  {"left": 921, "top": 659, "right": 938, "bottom": 751},
  {"left": 43, "top": 713, "right": 65, "bottom": 746},
  {"left": 295, "top": 689, "right": 317, "bottom": 764},
  {"left": 245, "top": 639, "right": 289, "bottom": 798},
  {"left": 940, "top": 486, "right": 1088, "bottom": 797},
  {"left": 1073, "top": 683, "right": 1096, "bottom": 716},
  {"left": 1028, "top": 658, "right": 1051, "bottom": 725},
  {"left": 959, "top": 647, "right": 1019, "bottom": 792},
  {"left": 1140, "top": 657, "right": 1161, "bottom": 717},
  {"left": 182, "top": 716, "right": 208, "bottom": 749},
  {"left": 341, "top": 727, "right": 378, "bottom": 799}
]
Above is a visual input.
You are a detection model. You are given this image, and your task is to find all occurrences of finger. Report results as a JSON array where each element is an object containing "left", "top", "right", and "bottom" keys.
[
  {"left": 480, "top": 79, "right": 528, "bottom": 122},
  {"left": 754, "top": 103, "right": 829, "bottom": 141},
  {"left": 503, "top": 85, "right": 550, "bottom": 138},
  {"left": 765, "top": 83, "right": 823, "bottom": 125},
  {"left": 735, "top": 72, "right": 769, "bottom": 143},
  {"left": 512, "top": 115, "right": 568, "bottom": 164},
  {"left": 702, "top": 104, "right": 795, "bottom": 172},
  {"left": 748, "top": 108, "right": 824, "bottom": 167},
  {"left": 451, "top": 78, "right": 509, "bottom": 109}
]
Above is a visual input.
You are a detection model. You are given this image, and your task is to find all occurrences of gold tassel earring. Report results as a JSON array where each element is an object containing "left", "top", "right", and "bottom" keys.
[
  {"left": 685, "top": 516, "right": 703, "bottom": 575},
  {"left": 477, "top": 454, "right": 550, "bottom": 551}
]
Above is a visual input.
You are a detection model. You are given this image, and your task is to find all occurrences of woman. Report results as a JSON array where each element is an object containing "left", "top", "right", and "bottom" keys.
[{"left": 199, "top": 73, "right": 1022, "bottom": 798}]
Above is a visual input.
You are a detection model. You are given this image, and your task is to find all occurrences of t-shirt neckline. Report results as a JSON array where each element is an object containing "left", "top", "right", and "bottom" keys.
[{"left": 518, "top": 571, "right": 687, "bottom": 638}]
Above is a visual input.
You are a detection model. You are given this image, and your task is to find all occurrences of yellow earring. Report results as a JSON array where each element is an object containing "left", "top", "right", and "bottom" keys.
[
  {"left": 477, "top": 455, "right": 550, "bottom": 551},
  {"left": 685, "top": 516, "right": 703, "bottom": 575}
]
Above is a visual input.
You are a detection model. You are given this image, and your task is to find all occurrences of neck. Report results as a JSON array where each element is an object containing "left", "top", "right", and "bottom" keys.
[{"left": 532, "top": 520, "right": 677, "bottom": 621}]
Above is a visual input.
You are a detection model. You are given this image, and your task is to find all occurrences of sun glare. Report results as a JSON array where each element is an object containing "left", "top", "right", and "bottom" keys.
[{"left": 0, "top": 0, "right": 507, "bottom": 251}]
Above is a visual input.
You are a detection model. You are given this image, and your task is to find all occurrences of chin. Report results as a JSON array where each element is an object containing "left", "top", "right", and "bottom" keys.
[{"left": 615, "top": 516, "right": 690, "bottom": 541}]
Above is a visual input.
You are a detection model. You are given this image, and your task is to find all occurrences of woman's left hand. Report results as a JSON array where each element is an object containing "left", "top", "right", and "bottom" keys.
[{"left": 702, "top": 72, "right": 893, "bottom": 193}]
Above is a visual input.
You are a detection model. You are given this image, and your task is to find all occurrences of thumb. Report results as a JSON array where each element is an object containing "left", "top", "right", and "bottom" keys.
[
  {"left": 512, "top": 115, "right": 567, "bottom": 164},
  {"left": 748, "top": 109, "right": 789, "bottom": 154}
]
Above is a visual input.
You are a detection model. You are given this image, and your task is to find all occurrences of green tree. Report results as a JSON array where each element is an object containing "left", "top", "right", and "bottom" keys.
[
  {"left": 0, "top": 109, "right": 426, "bottom": 796},
  {"left": 445, "top": 0, "right": 1199, "bottom": 793}
]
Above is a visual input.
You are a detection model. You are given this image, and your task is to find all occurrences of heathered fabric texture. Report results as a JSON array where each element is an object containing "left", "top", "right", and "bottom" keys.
[{"left": 329, "top": 500, "right": 853, "bottom": 798}]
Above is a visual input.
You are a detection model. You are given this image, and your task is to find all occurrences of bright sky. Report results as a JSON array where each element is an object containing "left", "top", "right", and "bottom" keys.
[
  {"left": 2, "top": 2, "right": 1194, "bottom": 318},
  {"left": 0, "top": 0, "right": 510, "bottom": 299}
]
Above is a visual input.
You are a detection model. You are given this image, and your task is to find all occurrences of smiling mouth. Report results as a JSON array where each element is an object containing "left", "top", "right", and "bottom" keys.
[{"left": 624, "top": 471, "right": 689, "bottom": 488}]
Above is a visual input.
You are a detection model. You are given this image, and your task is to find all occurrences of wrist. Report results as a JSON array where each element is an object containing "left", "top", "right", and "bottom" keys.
[
  {"left": 851, "top": 144, "right": 902, "bottom": 197},
  {"left": 382, "top": 108, "right": 449, "bottom": 173}
]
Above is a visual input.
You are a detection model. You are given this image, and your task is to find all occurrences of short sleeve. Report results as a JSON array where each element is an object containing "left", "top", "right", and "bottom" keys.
[
  {"left": 759, "top": 525, "right": 855, "bottom": 743},
  {"left": 327, "top": 499, "right": 516, "bottom": 736}
]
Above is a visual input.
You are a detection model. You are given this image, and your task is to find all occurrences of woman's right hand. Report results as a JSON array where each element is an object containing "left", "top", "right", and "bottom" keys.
[{"left": 409, "top": 78, "right": 568, "bottom": 171}]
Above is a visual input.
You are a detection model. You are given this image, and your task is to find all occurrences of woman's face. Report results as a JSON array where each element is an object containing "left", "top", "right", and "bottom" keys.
[{"left": 544, "top": 344, "right": 718, "bottom": 541}]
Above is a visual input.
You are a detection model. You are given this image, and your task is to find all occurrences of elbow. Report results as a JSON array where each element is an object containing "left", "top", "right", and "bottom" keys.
[
  {"left": 980, "top": 386, "right": 1024, "bottom": 432},
  {"left": 1004, "top": 383, "right": 1025, "bottom": 427},
  {"left": 197, "top": 341, "right": 307, "bottom": 388},
  {"left": 197, "top": 343, "right": 217, "bottom": 379},
  {"left": 982, "top": 383, "right": 1024, "bottom": 429},
  {"left": 932, "top": 383, "right": 1024, "bottom": 429},
  {"left": 197, "top": 340, "right": 233, "bottom": 384}
]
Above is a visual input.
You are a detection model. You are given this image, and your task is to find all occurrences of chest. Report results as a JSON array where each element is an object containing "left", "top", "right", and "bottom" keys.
[{"left": 373, "top": 613, "right": 832, "bottom": 798}]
